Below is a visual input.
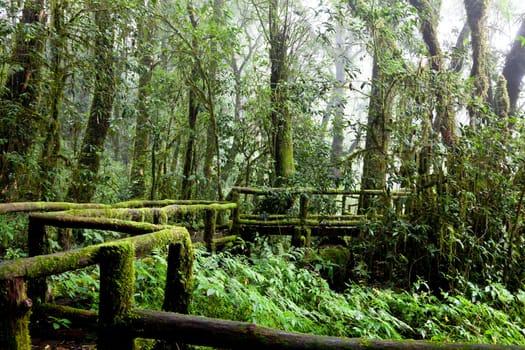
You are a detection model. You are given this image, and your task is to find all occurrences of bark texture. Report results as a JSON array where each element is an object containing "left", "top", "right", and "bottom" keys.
[
  {"left": 0, "top": 0, "right": 46, "bottom": 200},
  {"left": 464, "top": 0, "right": 489, "bottom": 128},
  {"left": 130, "top": 8, "right": 155, "bottom": 199},
  {"left": 269, "top": 0, "right": 295, "bottom": 186},
  {"left": 67, "top": 2, "right": 116, "bottom": 202},
  {"left": 502, "top": 18, "right": 525, "bottom": 114}
]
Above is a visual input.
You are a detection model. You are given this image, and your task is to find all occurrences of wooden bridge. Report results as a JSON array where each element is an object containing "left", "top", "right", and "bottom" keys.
[
  {"left": 230, "top": 186, "right": 410, "bottom": 246},
  {"left": 1, "top": 188, "right": 522, "bottom": 350}
]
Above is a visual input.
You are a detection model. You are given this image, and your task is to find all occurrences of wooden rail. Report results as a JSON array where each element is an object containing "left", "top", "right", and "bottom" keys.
[
  {"left": 230, "top": 186, "right": 410, "bottom": 246},
  {"left": 36, "top": 302, "right": 525, "bottom": 350},
  {"left": 0, "top": 211, "right": 193, "bottom": 349},
  {"left": 1, "top": 201, "right": 524, "bottom": 350},
  {"left": 0, "top": 200, "right": 236, "bottom": 251}
]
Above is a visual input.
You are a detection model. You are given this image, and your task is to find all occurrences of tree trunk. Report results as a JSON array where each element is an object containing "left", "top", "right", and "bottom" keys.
[
  {"left": 409, "top": 0, "right": 456, "bottom": 146},
  {"left": 38, "top": 0, "right": 67, "bottom": 200},
  {"left": 502, "top": 18, "right": 525, "bottom": 114},
  {"left": 329, "top": 24, "right": 346, "bottom": 182},
  {"left": 359, "top": 46, "right": 393, "bottom": 211},
  {"left": 202, "top": 0, "right": 224, "bottom": 200},
  {"left": 0, "top": 0, "right": 46, "bottom": 201},
  {"left": 181, "top": 89, "right": 198, "bottom": 200},
  {"left": 130, "top": 6, "right": 155, "bottom": 199},
  {"left": 269, "top": 0, "right": 295, "bottom": 187},
  {"left": 464, "top": 0, "right": 489, "bottom": 128},
  {"left": 67, "top": 2, "right": 116, "bottom": 203}
]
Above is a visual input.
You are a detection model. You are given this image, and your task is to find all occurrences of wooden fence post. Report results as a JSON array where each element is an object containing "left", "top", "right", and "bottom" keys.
[
  {"left": 27, "top": 216, "right": 49, "bottom": 304},
  {"left": 231, "top": 190, "right": 240, "bottom": 235},
  {"left": 292, "top": 194, "right": 310, "bottom": 247},
  {"left": 0, "top": 278, "right": 32, "bottom": 350},
  {"left": 203, "top": 209, "right": 217, "bottom": 252},
  {"left": 97, "top": 242, "right": 135, "bottom": 350},
  {"left": 156, "top": 239, "right": 194, "bottom": 350}
]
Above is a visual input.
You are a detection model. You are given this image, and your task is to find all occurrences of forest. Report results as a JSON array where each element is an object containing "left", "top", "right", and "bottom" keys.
[{"left": 2, "top": 0, "right": 525, "bottom": 348}]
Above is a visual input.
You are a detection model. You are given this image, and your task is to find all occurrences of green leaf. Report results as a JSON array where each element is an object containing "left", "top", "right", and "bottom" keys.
[{"left": 517, "top": 35, "right": 525, "bottom": 47}]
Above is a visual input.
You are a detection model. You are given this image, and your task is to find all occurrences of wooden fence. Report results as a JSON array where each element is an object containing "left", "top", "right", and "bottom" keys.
[
  {"left": 230, "top": 186, "right": 411, "bottom": 246},
  {"left": 1, "top": 198, "right": 524, "bottom": 350}
]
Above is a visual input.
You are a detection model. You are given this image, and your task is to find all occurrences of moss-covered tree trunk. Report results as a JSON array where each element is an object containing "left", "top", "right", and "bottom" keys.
[
  {"left": 464, "top": 0, "right": 489, "bottom": 128},
  {"left": 359, "top": 45, "right": 393, "bottom": 211},
  {"left": 269, "top": 0, "right": 295, "bottom": 187},
  {"left": 502, "top": 18, "right": 525, "bottom": 115},
  {"left": 0, "top": 278, "right": 32, "bottom": 350},
  {"left": 38, "top": 0, "right": 66, "bottom": 200},
  {"left": 329, "top": 24, "right": 346, "bottom": 182},
  {"left": 67, "top": 1, "right": 116, "bottom": 203},
  {"left": 409, "top": 0, "right": 455, "bottom": 147},
  {"left": 203, "top": 0, "right": 224, "bottom": 201},
  {"left": 130, "top": 6, "right": 155, "bottom": 199},
  {"left": 0, "top": 0, "right": 46, "bottom": 201},
  {"left": 181, "top": 88, "right": 199, "bottom": 200}
]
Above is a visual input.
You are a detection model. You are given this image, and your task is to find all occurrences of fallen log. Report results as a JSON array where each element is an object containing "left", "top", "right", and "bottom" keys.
[{"left": 129, "top": 309, "right": 525, "bottom": 350}]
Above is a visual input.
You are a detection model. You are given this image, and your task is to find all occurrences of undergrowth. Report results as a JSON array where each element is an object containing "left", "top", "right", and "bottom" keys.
[
  {"left": 190, "top": 241, "right": 525, "bottom": 345},
  {"left": 46, "top": 241, "right": 525, "bottom": 345}
]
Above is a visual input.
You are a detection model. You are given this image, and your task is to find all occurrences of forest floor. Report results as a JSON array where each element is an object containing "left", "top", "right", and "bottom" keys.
[{"left": 31, "top": 328, "right": 96, "bottom": 349}]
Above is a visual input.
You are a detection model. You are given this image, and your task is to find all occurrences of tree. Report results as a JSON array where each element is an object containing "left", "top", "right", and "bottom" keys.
[
  {"left": 356, "top": 1, "right": 407, "bottom": 210},
  {"left": 0, "top": 0, "right": 46, "bottom": 200},
  {"left": 38, "top": 0, "right": 68, "bottom": 200},
  {"left": 464, "top": 0, "right": 489, "bottom": 128},
  {"left": 268, "top": 0, "right": 295, "bottom": 186},
  {"left": 67, "top": 0, "right": 116, "bottom": 202},
  {"left": 502, "top": 18, "right": 525, "bottom": 114},
  {"left": 129, "top": 1, "right": 156, "bottom": 199},
  {"left": 328, "top": 24, "right": 347, "bottom": 181},
  {"left": 409, "top": 0, "right": 455, "bottom": 146}
]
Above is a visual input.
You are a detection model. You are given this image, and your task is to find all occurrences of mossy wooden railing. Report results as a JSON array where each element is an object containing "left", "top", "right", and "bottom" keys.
[
  {"left": 0, "top": 199, "right": 237, "bottom": 251},
  {"left": 230, "top": 186, "right": 411, "bottom": 246},
  {"left": 1, "top": 202, "right": 525, "bottom": 350},
  {"left": 0, "top": 207, "right": 193, "bottom": 350}
]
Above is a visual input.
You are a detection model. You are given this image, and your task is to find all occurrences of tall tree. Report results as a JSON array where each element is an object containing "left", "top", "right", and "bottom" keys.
[
  {"left": 268, "top": 0, "right": 295, "bottom": 186},
  {"left": 202, "top": 0, "right": 224, "bottom": 200},
  {"left": 0, "top": 0, "right": 46, "bottom": 200},
  {"left": 67, "top": 0, "right": 116, "bottom": 202},
  {"left": 38, "top": 0, "right": 68, "bottom": 200},
  {"left": 129, "top": 1, "right": 156, "bottom": 199},
  {"left": 359, "top": 37, "right": 394, "bottom": 209},
  {"left": 464, "top": 0, "right": 489, "bottom": 128},
  {"left": 356, "top": 1, "right": 404, "bottom": 210},
  {"left": 502, "top": 18, "right": 525, "bottom": 114},
  {"left": 409, "top": 0, "right": 455, "bottom": 146},
  {"left": 180, "top": 3, "right": 200, "bottom": 200},
  {"left": 329, "top": 24, "right": 347, "bottom": 181}
]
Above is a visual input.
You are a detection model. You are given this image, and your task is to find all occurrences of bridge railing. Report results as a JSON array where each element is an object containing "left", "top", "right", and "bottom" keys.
[
  {"left": 230, "top": 186, "right": 411, "bottom": 246},
  {"left": 0, "top": 200, "right": 237, "bottom": 252},
  {"left": 0, "top": 208, "right": 193, "bottom": 350},
  {"left": 1, "top": 202, "right": 523, "bottom": 350}
]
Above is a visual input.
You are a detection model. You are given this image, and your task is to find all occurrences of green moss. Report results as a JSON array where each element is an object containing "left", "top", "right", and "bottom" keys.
[
  {"left": 97, "top": 241, "right": 135, "bottom": 350},
  {"left": 162, "top": 237, "right": 194, "bottom": 313},
  {"left": 317, "top": 245, "right": 352, "bottom": 291},
  {"left": 0, "top": 278, "right": 31, "bottom": 350}
]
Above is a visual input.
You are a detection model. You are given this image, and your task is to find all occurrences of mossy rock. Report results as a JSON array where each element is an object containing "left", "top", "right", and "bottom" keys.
[{"left": 317, "top": 245, "right": 352, "bottom": 291}]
